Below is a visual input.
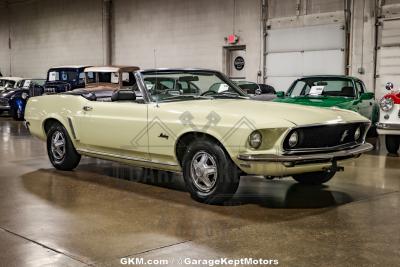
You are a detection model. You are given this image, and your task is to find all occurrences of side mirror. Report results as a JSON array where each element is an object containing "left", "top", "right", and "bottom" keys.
[
  {"left": 276, "top": 91, "right": 285, "bottom": 97},
  {"left": 360, "top": 92, "right": 374, "bottom": 100},
  {"left": 385, "top": 82, "right": 394, "bottom": 91}
]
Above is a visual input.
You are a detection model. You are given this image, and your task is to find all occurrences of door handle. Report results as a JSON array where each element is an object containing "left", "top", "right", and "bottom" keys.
[{"left": 83, "top": 106, "right": 93, "bottom": 111}]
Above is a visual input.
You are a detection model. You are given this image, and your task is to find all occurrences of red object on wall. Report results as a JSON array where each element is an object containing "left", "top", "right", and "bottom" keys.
[{"left": 227, "top": 34, "right": 239, "bottom": 44}]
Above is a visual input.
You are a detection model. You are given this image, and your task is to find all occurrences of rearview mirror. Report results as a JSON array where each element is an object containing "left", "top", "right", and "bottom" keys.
[
  {"left": 360, "top": 92, "right": 374, "bottom": 100},
  {"left": 276, "top": 91, "right": 285, "bottom": 97}
]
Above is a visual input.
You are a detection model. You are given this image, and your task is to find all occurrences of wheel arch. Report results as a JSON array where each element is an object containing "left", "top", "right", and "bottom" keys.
[
  {"left": 43, "top": 117, "right": 63, "bottom": 134},
  {"left": 174, "top": 131, "right": 233, "bottom": 166}
]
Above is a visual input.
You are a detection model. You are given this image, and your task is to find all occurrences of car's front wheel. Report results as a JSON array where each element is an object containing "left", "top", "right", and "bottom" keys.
[
  {"left": 292, "top": 170, "right": 336, "bottom": 185},
  {"left": 47, "top": 123, "right": 81, "bottom": 171},
  {"left": 385, "top": 135, "right": 399, "bottom": 154},
  {"left": 182, "top": 139, "right": 240, "bottom": 204}
]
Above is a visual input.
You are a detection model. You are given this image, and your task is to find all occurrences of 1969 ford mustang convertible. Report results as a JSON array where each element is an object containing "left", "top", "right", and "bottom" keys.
[{"left": 25, "top": 69, "right": 373, "bottom": 204}]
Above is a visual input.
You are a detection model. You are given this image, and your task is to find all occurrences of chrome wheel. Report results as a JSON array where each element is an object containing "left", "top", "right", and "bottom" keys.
[
  {"left": 190, "top": 151, "right": 218, "bottom": 192},
  {"left": 51, "top": 130, "right": 66, "bottom": 163}
]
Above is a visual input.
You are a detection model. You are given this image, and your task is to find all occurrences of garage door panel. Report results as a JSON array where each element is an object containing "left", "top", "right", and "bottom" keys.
[
  {"left": 266, "top": 52, "right": 302, "bottom": 76},
  {"left": 265, "top": 76, "right": 299, "bottom": 93},
  {"left": 379, "top": 19, "right": 400, "bottom": 46},
  {"left": 376, "top": 19, "right": 400, "bottom": 99},
  {"left": 266, "top": 24, "right": 345, "bottom": 53},
  {"left": 303, "top": 50, "right": 345, "bottom": 75}
]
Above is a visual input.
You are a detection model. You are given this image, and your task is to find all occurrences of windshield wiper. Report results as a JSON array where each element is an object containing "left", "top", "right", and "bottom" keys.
[{"left": 211, "top": 92, "right": 247, "bottom": 99}]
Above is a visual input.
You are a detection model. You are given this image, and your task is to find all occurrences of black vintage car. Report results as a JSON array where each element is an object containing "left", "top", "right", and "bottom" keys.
[
  {"left": 0, "top": 79, "right": 46, "bottom": 119},
  {"left": 31, "top": 65, "right": 89, "bottom": 96},
  {"left": 10, "top": 66, "right": 90, "bottom": 120}
]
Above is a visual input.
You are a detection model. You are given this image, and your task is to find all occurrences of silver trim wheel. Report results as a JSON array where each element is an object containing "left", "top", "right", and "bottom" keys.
[
  {"left": 51, "top": 130, "right": 66, "bottom": 163},
  {"left": 190, "top": 151, "right": 218, "bottom": 192}
]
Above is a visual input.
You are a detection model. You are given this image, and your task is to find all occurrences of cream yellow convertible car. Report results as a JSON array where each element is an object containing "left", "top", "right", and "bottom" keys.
[{"left": 25, "top": 69, "right": 373, "bottom": 204}]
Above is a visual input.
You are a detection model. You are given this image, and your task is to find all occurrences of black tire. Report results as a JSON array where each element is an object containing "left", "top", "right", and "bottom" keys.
[
  {"left": 292, "top": 170, "right": 336, "bottom": 185},
  {"left": 46, "top": 122, "right": 81, "bottom": 171},
  {"left": 385, "top": 135, "right": 399, "bottom": 154},
  {"left": 182, "top": 139, "right": 240, "bottom": 204}
]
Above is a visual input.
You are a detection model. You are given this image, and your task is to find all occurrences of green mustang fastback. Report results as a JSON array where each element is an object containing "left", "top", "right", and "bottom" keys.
[{"left": 274, "top": 75, "right": 379, "bottom": 135}]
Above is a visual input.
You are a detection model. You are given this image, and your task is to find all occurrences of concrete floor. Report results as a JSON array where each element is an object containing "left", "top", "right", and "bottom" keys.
[{"left": 0, "top": 116, "right": 399, "bottom": 267}]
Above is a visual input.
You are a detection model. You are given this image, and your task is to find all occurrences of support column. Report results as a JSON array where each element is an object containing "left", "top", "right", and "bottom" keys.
[{"left": 102, "top": 0, "right": 112, "bottom": 65}]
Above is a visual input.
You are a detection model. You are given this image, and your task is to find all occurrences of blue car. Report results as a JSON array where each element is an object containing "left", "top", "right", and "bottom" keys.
[
  {"left": 0, "top": 79, "right": 45, "bottom": 120},
  {"left": 10, "top": 65, "right": 90, "bottom": 120}
]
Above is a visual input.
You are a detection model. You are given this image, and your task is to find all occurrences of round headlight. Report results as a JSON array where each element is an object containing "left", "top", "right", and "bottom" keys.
[
  {"left": 288, "top": 131, "right": 299, "bottom": 148},
  {"left": 21, "top": 92, "right": 28, "bottom": 100},
  {"left": 354, "top": 127, "right": 361, "bottom": 141},
  {"left": 379, "top": 97, "right": 394, "bottom": 112},
  {"left": 249, "top": 131, "right": 262, "bottom": 149}
]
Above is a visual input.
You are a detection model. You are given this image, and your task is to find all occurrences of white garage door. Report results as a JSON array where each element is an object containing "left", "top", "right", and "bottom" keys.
[
  {"left": 265, "top": 24, "right": 346, "bottom": 91},
  {"left": 375, "top": 18, "right": 400, "bottom": 100}
]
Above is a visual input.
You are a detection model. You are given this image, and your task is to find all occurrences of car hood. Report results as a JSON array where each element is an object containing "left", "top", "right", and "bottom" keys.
[
  {"left": 160, "top": 99, "right": 367, "bottom": 128},
  {"left": 0, "top": 89, "right": 17, "bottom": 98},
  {"left": 273, "top": 96, "right": 353, "bottom": 108}
]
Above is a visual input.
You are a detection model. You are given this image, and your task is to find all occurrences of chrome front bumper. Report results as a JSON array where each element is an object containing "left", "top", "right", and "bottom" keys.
[
  {"left": 377, "top": 123, "right": 400, "bottom": 131},
  {"left": 0, "top": 105, "right": 10, "bottom": 110},
  {"left": 238, "top": 143, "right": 373, "bottom": 163}
]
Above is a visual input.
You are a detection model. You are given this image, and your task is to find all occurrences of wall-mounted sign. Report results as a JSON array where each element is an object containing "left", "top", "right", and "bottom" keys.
[{"left": 234, "top": 56, "right": 245, "bottom": 71}]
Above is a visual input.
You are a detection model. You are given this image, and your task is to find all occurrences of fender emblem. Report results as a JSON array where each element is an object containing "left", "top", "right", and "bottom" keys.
[{"left": 159, "top": 133, "right": 169, "bottom": 140}]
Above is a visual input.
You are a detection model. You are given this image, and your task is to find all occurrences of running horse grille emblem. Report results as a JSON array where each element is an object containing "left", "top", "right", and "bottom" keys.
[{"left": 340, "top": 130, "right": 349, "bottom": 143}]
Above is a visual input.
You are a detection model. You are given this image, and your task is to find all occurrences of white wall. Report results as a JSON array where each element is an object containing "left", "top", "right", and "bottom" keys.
[
  {"left": 2, "top": 0, "right": 104, "bottom": 78},
  {"left": 113, "top": 0, "right": 262, "bottom": 82},
  {"left": 0, "top": 1, "right": 10, "bottom": 76}
]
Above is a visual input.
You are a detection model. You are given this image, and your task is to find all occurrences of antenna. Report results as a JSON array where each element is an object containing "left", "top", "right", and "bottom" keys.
[{"left": 153, "top": 48, "right": 157, "bottom": 69}]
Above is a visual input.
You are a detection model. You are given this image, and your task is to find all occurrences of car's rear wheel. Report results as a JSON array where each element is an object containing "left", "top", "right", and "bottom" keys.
[
  {"left": 385, "top": 135, "right": 399, "bottom": 154},
  {"left": 182, "top": 139, "right": 240, "bottom": 204},
  {"left": 292, "top": 170, "right": 336, "bottom": 185},
  {"left": 46, "top": 122, "right": 81, "bottom": 171}
]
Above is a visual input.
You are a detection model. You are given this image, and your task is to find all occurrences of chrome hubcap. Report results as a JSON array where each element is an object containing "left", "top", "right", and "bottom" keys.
[
  {"left": 51, "top": 131, "right": 66, "bottom": 163},
  {"left": 190, "top": 151, "right": 218, "bottom": 192}
]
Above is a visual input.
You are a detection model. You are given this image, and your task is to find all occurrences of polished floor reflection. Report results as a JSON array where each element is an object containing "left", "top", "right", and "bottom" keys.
[{"left": 0, "top": 117, "right": 399, "bottom": 266}]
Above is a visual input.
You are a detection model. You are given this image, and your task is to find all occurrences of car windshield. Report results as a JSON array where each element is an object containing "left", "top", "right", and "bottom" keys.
[
  {"left": 0, "top": 79, "right": 16, "bottom": 88},
  {"left": 47, "top": 69, "right": 78, "bottom": 82},
  {"left": 141, "top": 70, "right": 246, "bottom": 102},
  {"left": 16, "top": 79, "right": 46, "bottom": 88},
  {"left": 288, "top": 78, "right": 355, "bottom": 98}
]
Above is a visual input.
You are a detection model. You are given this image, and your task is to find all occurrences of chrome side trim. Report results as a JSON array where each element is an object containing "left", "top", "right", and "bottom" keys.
[
  {"left": 377, "top": 123, "right": 400, "bottom": 130},
  {"left": 238, "top": 143, "right": 373, "bottom": 162},
  {"left": 67, "top": 117, "right": 77, "bottom": 140},
  {"left": 76, "top": 148, "right": 179, "bottom": 167}
]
